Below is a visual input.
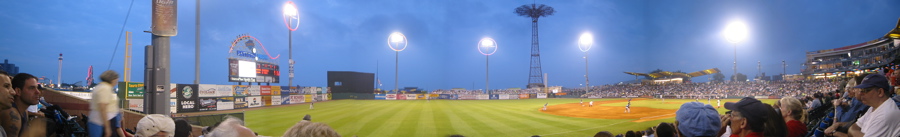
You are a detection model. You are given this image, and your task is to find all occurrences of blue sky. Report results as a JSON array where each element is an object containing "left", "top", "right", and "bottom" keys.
[{"left": 1, "top": 0, "right": 898, "bottom": 90}]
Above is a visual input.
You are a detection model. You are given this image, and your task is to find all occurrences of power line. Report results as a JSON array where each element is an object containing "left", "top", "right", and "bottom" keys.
[{"left": 107, "top": 0, "right": 136, "bottom": 70}]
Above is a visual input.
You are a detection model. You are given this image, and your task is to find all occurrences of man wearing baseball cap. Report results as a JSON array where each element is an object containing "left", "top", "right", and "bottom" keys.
[
  {"left": 844, "top": 74, "right": 900, "bottom": 137},
  {"left": 135, "top": 114, "right": 175, "bottom": 137},
  {"left": 674, "top": 102, "right": 721, "bottom": 137},
  {"left": 723, "top": 97, "right": 770, "bottom": 137}
]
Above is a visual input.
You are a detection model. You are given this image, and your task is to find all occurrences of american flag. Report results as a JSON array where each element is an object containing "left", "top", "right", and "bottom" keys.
[{"left": 86, "top": 65, "right": 93, "bottom": 86}]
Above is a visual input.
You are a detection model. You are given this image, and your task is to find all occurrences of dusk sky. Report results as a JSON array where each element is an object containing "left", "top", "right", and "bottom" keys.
[{"left": 2, "top": 0, "right": 899, "bottom": 90}]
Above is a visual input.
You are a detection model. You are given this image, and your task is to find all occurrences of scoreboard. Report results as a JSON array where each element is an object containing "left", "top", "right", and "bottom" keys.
[{"left": 229, "top": 59, "right": 280, "bottom": 83}]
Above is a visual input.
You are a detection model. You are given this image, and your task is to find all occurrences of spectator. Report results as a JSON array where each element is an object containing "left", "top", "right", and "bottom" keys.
[
  {"left": 593, "top": 131, "right": 614, "bottom": 137},
  {"left": 625, "top": 130, "right": 636, "bottom": 137},
  {"left": 675, "top": 102, "right": 721, "bottom": 137},
  {"left": 89, "top": 70, "right": 125, "bottom": 137},
  {"left": 654, "top": 122, "right": 675, "bottom": 137},
  {"left": 282, "top": 120, "right": 340, "bottom": 137},
  {"left": 205, "top": 116, "right": 256, "bottom": 137},
  {"left": 826, "top": 75, "right": 870, "bottom": 136},
  {"left": 723, "top": 97, "right": 770, "bottom": 137},
  {"left": 0, "top": 70, "right": 12, "bottom": 137},
  {"left": 807, "top": 93, "right": 823, "bottom": 112},
  {"left": 845, "top": 74, "right": 900, "bottom": 137},
  {"left": 779, "top": 97, "right": 807, "bottom": 137},
  {"left": 2, "top": 73, "right": 42, "bottom": 137},
  {"left": 135, "top": 114, "right": 175, "bottom": 137},
  {"left": 174, "top": 119, "right": 192, "bottom": 137}
]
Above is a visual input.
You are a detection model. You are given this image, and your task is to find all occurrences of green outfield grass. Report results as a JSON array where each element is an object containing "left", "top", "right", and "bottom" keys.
[{"left": 244, "top": 98, "right": 778, "bottom": 137}]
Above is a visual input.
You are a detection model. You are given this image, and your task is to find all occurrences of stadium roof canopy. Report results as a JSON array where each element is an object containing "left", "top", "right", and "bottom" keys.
[
  {"left": 624, "top": 68, "right": 721, "bottom": 79},
  {"left": 887, "top": 18, "right": 900, "bottom": 39}
]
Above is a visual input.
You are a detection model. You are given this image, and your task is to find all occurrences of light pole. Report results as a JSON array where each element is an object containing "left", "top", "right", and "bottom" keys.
[
  {"left": 283, "top": 1, "right": 299, "bottom": 87},
  {"left": 724, "top": 21, "right": 748, "bottom": 81},
  {"left": 478, "top": 38, "right": 498, "bottom": 93},
  {"left": 578, "top": 32, "right": 593, "bottom": 93},
  {"left": 388, "top": 32, "right": 407, "bottom": 93}
]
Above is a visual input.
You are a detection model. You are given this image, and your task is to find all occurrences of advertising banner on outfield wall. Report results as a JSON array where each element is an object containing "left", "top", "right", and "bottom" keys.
[
  {"left": 498, "top": 94, "right": 509, "bottom": 99},
  {"left": 271, "top": 96, "right": 282, "bottom": 105},
  {"left": 280, "top": 86, "right": 291, "bottom": 95},
  {"left": 124, "top": 82, "right": 144, "bottom": 98},
  {"left": 233, "top": 85, "right": 250, "bottom": 96},
  {"left": 397, "top": 94, "right": 407, "bottom": 100},
  {"left": 271, "top": 86, "right": 281, "bottom": 95},
  {"left": 234, "top": 97, "right": 248, "bottom": 109},
  {"left": 537, "top": 93, "right": 548, "bottom": 98},
  {"left": 290, "top": 95, "right": 304, "bottom": 104},
  {"left": 260, "top": 86, "right": 272, "bottom": 95},
  {"left": 249, "top": 85, "right": 261, "bottom": 96},
  {"left": 519, "top": 94, "right": 529, "bottom": 99},
  {"left": 406, "top": 94, "right": 417, "bottom": 100},
  {"left": 490, "top": 94, "right": 499, "bottom": 100},
  {"left": 170, "top": 99, "right": 177, "bottom": 113},
  {"left": 281, "top": 94, "right": 291, "bottom": 104},
  {"left": 263, "top": 96, "right": 272, "bottom": 106},
  {"left": 304, "top": 95, "right": 313, "bottom": 102},
  {"left": 199, "top": 97, "right": 217, "bottom": 111},
  {"left": 374, "top": 94, "right": 386, "bottom": 100},
  {"left": 386, "top": 94, "right": 397, "bottom": 100},
  {"left": 438, "top": 94, "right": 450, "bottom": 99},
  {"left": 217, "top": 97, "right": 234, "bottom": 110},
  {"left": 198, "top": 84, "right": 217, "bottom": 97},
  {"left": 477, "top": 94, "right": 489, "bottom": 100},
  {"left": 508, "top": 94, "right": 519, "bottom": 99},
  {"left": 216, "top": 85, "right": 233, "bottom": 97},
  {"left": 170, "top": 83, "right": 177, "bottom": 98},
  {"left": 417, "top": 94, "right": 426, "bottom": 100},
  {"left": 176, "top": 84, "right": 200, "bottom": 113},
  {"left": 128, "top": 99, "right": 143, "bottom": 111},
  {"left": 248, "top": 96, "right": 262, "bottom": 107},
  {"left": 459, "top": 95, "right": 476, "bottom": 100}
]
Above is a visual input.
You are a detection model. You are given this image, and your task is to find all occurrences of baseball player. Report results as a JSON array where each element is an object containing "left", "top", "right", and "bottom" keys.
[
  {"left": 589, "top": 101, "right": 594, "bottom": 107},
  {"left": 543, "top": 102, "right": 548, "bottom": 111},
  {"left": 716, "top": 97, "right": 721, "bottom": 108},
  {"left": 625, "top": 98, "right": 632, "bottom": 113},
  {"left": 580, "top": 99, "right": 584, "bottom": 106}
]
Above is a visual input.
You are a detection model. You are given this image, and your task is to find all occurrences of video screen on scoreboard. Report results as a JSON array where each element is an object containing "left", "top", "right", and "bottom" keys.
[{"left": 229, "top": 59, "right": 280, "bottom": 83}]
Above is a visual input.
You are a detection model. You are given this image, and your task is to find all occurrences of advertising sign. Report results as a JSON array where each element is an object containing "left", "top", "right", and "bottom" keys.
[
  {"left": 271, "top": 86, "right": 281, "bottom": 95},
  {"left": 198, "top": 84, "right": 217, "bottom": 97},
  {"left": 386, "top": 94, "right": 397, "bottom": 100},
  {"left": 290, "top": 95, "right": 304, "bottom": 104},
  {"left": 124, "top": 82, "right": 144, "bottom": 97},
  {"left": 247, "top": 96, "right": 262, "bottom": 108},
  {"left": 416, "top": 94, "right": 426, "bottom": 100},
  {"left": 477, "top": 94, "right": 489, "bottom": 100},
  {"left": 459, "top": 95, "right": 476, "bottom": 100},
  {"left": 304, "top": 95, "right": 313, "bottom": 102},
  {"left": 271, "top": 96, "right": 282, "bottom": 105},
  {"left": 217, "top": 97, "right": 234, "bottom": 110},
  {"left": 499, "top": 94, "right": 509, "bottom": 99},
  {"left": 537, "top": 93, "right": 548, "bottom": 99},
  {"left": 199, "top": 97, "right": 217, "bottom": 111},
  {"left": 397, "top": 94, "right": 407, "bottom": 100},
  {"left": 234, "top": 97, "right": 248, "bottom": 109},
  {"left": 170, "top": 99, "right": 177, "bottom": 113},
  {"left": 489, "top": 94, "right": 500, "bottom": 100},
  {"left": 406, "top": 94, "right": 417, "bottom": 100},
  {"left": 262, "top": 96, "right": 272, "bottom": 106},
  {"left": 519, "top": 94, "right": 530, "bottom": 99},
  {"left": 216, "top": 85, "right": 233, "bottom": 97},
  {"left": 169, "top": 83, "right": 177, "bottom": 98},
  {"left": 374, "top": 94, "right": 386, "bottom": 100},
  {"left": 176, "top": 84, "right": 199, "bottom": 113},
  {"left": 233, "top": 85, "right": 250, "bottom": 96},
  {"left": 281, "top": 94, "right": 291, "bottom": 104},
  {"left": 128, "top": 99, "right": 143, "bottom": 112},
  {"left": 260, "top": 86, "right": 272, "bottom": 95},
  {"left": 248, "top": 85, "right": 261, "bottom": 96},
  {"left": 508, "top": 94, "right": 519, "bottom": 99}
]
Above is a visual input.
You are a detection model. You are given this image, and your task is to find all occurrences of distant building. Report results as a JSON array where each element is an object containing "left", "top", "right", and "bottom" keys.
[
  {"left": 803, "top": 18, "right": 900, "bottom": 78},
  {"left": 0, "top": 59, "right": 19, "bottom": 75}
]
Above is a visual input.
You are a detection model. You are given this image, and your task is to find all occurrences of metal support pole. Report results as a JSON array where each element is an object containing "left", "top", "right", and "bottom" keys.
[
  {"left": 194, "top": 0, "right": 200, "bottom": 85},
  {"left": 585, "top": 52, "right": 589, "bottom": 92},
  {"left": 289, "top": 29, "right": 293, "bottom": 87},
  {"left": 146, "top": 35, "right": 172, "bottom": 116},
  {"left": 395, "top": 51, "right": 399, "bottom": 92},
  {"left": 733, "top": 44, "right": 737, "bottom": 81},
  {"left": 486, "top": 55, "right": 489, "bottom": 92}
]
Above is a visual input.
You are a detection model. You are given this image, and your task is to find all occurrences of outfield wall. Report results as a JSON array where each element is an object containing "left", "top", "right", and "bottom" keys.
[{"left": 114, "top": 82, "right": 330, "bottom": 114}]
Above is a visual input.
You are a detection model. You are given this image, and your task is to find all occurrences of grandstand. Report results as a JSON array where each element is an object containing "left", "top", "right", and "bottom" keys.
[{"left": 803, "top": 18, "right": 900, "bottom": 78}]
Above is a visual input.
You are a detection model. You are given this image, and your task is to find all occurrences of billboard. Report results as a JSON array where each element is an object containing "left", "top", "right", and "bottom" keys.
[
  {"left": 124, "top": 82, "right": 144, "bottom": 98},
  {"left": 176, "top": 84, "right": 199, "bottom": 113},
  {"left": 281, "top": 94, "right": 291, "bottom": 105},
  {"left": 128, "top": 99, "right": 143, "bottom": 112},
  {"left": 406, "top": 94, "right": 417, "bottom": 100},
  {"left": 199, "top": 97, "right": 217, "bottom": 111},
  {"left": 499, "top": 94, "right": 509, "bottom": 100},
  {"left": 248, "top": 96, "right": 262, "bottom": 108},
  {"left": 271, "top": 96, "right": 282, "bottom": 105},
  {"left": 262, "top": 96, "right": 272, "bottom": 106},
  {"left": 249, "top": 85, "right": 261, "bottom": 96},
  {"left": 477, "top": 94, "right": 489, "bottom": 100},
  {"left": 233, "top": 85, "right": 250, "bottom": 96},
  {"left": 386, "top": 94, "right": 397, "bottom": 100},
  {"left": 216, "top": 85, "right": 233, "bottom": 97},
  {"left": 217, "top": 97, "right": 234, "bottom": 110},
  {"left": 290, "top": 95, "right": 304, "bottom": 104},
  {"left": 198, "top": 84, "right": 217, "bottom": 97},
  {"left": 374, "top": 94, "right": 386, "bottom": 100},
  {"left": 260, "top": 86, "right": 272, "bottom": 95},
  {"left": 490, "top": 94, "right": 500, "bottom": 100},
  {"left": 537, "top": 93, "right": 548, "bottom": 99},
  {"left": 234, "top": 97, "right": 248, "bottom": 109},
  {"left": 397, "top": 94, "right": 407, "bottom": 100},
  {"left": 271, "top": 86, "right": 281, "bottom": 95}
]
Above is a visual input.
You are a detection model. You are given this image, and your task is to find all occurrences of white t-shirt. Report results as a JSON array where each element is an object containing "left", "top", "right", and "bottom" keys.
[
  {"left": 89, "top": 82, "right": 120, "bottom": 124},
  {"left": 855, "top": 98, "right": 900, "bottom": 137}
]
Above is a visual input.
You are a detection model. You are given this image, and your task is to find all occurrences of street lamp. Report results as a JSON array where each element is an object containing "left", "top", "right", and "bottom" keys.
[
  {"left": 388, "top": 32, "right": 407, "bottom": 93},
  {"left": 724, "top": 21, "right": 748, "bottom": 81},
  {"left": 578, "top": 32, "right": 593, "bottom": 93},
  {"left": 478, "top": 37, "right": 498, "bottom": 94},
  {"left": 283, "top": 1, "right": 299, "bottom": 87}
]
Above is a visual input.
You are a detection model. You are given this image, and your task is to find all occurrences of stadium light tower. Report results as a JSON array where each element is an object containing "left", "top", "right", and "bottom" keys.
[
  {"left": 724, "top": 21, "right": 748, "bottom": 81},
  {"left": 578, "top": 32, "right": 593, "bottom": 92},
  {"left": 388, "top": 32, "right": 408, "bottom": 93},
  {"left": 478, "top": 37, "right": 498, "bottom": 93},
  {"left": 283, "top": 1, "right": 300, "bottom": 87}
]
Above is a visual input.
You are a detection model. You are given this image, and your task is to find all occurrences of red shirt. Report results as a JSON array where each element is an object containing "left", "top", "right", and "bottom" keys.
[{"left": 786, "top": 120, "right": 808, "bottom": 137}]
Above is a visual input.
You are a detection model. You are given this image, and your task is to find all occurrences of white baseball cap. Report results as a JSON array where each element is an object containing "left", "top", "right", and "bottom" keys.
[{"left": 136, "top": 114, "right": 176, "bottom": 137}]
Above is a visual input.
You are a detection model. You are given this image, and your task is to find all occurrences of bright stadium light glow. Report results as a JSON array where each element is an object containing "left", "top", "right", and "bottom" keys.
[
  {"left": 578, "top": 32, "right": 593, "bottom": 52},
  {"left": 478, "top": 37, "right": 498, "bottom": 55},
  {"left": 724, "top": 21, "right": 748, "bottom": 44},
  {"left": 282, "top": 2, "right": 298, "bottom": 17},
  {"left": 388, "top": 32, "right": 408, "bottom": 51}
]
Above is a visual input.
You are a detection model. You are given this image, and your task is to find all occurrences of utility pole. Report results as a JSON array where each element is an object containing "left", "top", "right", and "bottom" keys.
[{"left": 145, "top": 0, "right": 177, "bottom": 115}]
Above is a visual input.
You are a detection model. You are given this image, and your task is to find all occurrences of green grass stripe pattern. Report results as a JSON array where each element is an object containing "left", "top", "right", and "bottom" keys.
[{"left": 244, "top": 98, "right": 780, "bottom": 136}]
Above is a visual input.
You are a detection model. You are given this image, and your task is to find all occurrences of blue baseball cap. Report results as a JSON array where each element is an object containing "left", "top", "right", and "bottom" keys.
[
  {"left": 853, "top": 73, "right": 891, "bottom": 94},
  {"left": 675, "top": 102, "right": 721, "bottom": 137},
  {"left": 724, "top": 97, "right": 769, "bottom": 132}
]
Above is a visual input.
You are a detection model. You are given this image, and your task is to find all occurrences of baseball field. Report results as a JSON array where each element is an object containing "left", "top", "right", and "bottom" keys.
[{"left": 244, "top": 98, "right": 778, "bottom": 137}]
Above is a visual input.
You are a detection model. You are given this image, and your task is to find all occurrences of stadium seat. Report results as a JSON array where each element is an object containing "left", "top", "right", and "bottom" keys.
[
  {"left": 818, "top": 122, "right": 829, "bottom": 129},
  {"left": 813, "top": 128, "right": 826, "bottom": 137}
]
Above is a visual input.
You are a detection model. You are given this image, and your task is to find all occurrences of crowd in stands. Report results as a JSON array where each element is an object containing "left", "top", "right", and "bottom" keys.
[
  {"left": 429, "top": 88, "right": 544, "bottom": 95},
  {"left": 592, "top": 70, "right": 900, "bottom": 137},
  {"left": 581, "top": 79, "right": 841, "bottom": 99}
]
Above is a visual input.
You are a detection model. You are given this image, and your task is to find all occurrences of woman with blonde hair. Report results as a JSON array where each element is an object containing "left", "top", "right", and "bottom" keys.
[{"left": 779, "top": 97, "right": 807, "bottom": 137}]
